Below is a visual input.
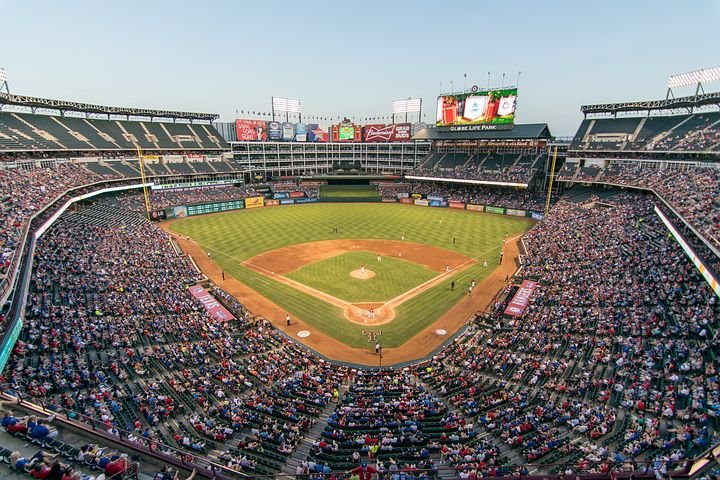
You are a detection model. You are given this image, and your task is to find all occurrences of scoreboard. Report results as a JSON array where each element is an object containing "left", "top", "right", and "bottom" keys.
[{"left": 187, "top": 199, "right": 245, "bottom": 216}]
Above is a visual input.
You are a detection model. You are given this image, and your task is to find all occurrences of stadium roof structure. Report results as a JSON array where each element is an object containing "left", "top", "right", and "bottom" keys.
[
  {"left": 580, "top": 91, "right": 720, "bottom": 117},
  {"left": 413, "top": 123, "right": 552, "bottom": 141},
  {"left": 0, "top": 92, "right": 219, "bottom": 121}
]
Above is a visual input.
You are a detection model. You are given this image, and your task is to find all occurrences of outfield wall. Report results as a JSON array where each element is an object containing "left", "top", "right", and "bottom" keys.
[{"left": 161, "top": 192, "right": 544, "bottom": 220}]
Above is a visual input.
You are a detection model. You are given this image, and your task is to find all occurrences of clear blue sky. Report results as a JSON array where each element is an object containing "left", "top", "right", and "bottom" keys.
[{"left": 1, "top": 0, "right": 719, "bottom": 135}]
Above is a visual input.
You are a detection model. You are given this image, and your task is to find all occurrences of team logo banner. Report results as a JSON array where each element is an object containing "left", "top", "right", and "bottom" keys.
[
  {"left": 364, "top": 123, "right": 412, "bottom": 142},
  {"left": 307, "top": 124, "right": 328, "bottom": 142},
  {"left": 504, "top": 280, "right": 538, "bottom": 317},
  {"left": 235, "top": 119, "right": 267, "bottom": 141},
  {"left": 189, "top": 285, "right": 235, "bottom": 321}
]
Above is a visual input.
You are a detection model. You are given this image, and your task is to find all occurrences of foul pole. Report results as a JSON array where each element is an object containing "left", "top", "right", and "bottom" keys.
[
  {"left": 136, "top": 146, "right": 152, "bottom": 221},
  {"left": 544, "top": 146, "right": 558, "bottom": 217}
]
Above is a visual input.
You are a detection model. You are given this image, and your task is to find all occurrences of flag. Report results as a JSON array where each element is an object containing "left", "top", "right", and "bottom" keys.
[{"left": 498, "top": 96, "right": 516, "bottom": 117}]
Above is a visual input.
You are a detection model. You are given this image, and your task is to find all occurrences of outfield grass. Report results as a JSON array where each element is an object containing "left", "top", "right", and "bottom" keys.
[
  {"left": 169, "top": 203, "right": 534, "bottom": 348},
  {"left": 319, "top": 185, "right": 380, "bottom": 198},
  {"left": 285, "top": 251, "right": 437, "bottom": 303}
]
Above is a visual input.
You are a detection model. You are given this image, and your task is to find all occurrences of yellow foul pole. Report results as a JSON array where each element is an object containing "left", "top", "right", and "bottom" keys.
[
  {"left": 544, "top": 145, "right": 558, "bottom": 217},
  {"left": 137, "top": 146, "right": 152, "bottom": 221}
]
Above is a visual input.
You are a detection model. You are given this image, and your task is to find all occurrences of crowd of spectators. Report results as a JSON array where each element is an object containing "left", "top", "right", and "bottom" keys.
[
  {"left": 378, "top": 182, "right": 550, "bottom": 211},
  {"left": 411, "top": 165, "right": 534, "bottom": 184},
  {"left": 414, "top": 191, "right": 718, "bottom": 477},
  {"left": 0, "top": 164, "right": 105, "bottom": 286},
  {"left": 113, "top": 185, "right": 259, "bottom": 212},
  {"left": 567, "top": 163, "right": 720, "bottom": 249},
  {"left": 0, "top": 162, "right": 718, "bottom": 478}
]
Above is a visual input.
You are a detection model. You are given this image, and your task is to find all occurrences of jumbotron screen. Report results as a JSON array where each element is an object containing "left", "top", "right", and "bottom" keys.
[
  {"left": 436, "top": 88, "right": 517, "bottom": 129},
  {"left": 338, "top": 126, "right": 355, "bottom": 140}
]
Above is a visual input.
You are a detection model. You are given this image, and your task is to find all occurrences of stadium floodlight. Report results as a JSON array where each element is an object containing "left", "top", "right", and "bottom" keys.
[
  {"left": 392, "top": 98, "right": 422, "bottom": 114},
  {"left": 668, "top": 66, "right": 720, "bottom": 89}
]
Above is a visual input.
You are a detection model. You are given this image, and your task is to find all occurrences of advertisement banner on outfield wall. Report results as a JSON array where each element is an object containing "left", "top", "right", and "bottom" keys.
[
  {"left": 427, "top": 195, "right": 444, "bottom": 202},
  {"left": 506, "top": 209, "right": 526, "bottom": 217},
  {"left": 172, "top": 205, "right": 188, "bottom": 218},
  {"left": 466, "top": 204, "right": 484, "bottom": 212},
  {"left": 449, "top": 202, "right": 466, "bottom": 210},
  {"left": 429, "top": 200, "right": 448, "bottom": 207},
  {"left": 189, "top": 285, "right": 235, "bottom": 322},
  {"left": 245, "top": 196, "right": 265, "bottom": 209},
  {"left": 268, "top": 122, "right": 282, "bottom": 141},
  {"left": 531, "top": 212, "right": 544, "bottom": 220},
  {"left": 382, "top": 198, "right": 396, "bottom": 203},
  {"left": 399, "top": 198, "right": 413, "bottom": 204},
  {"left": 396, "top": 193, "right": 409, "bottom": 199},
  {"left": 280, "top": 199, "right": 295, "bottom": 205},
  {"left": 485, "top": 206, "right": 505, "bottom": 215},
  {"left": 294, "top": 198, "right": 318, "bottom": 204},
  {"left": 289, "top": 191, "right": 305, "bottom": 198},
  {"left": 235, "top": 119, "right": 268, "bottom": 141},
  {"left": 266, "top": 199, "right": 280, "bottom": 206},
  {"left": 414, "top": 199, "right": 429, "bottom": 206},
  {"left": 273, "top": 192, "right": 289, "bottom": 199},
  {"left": 504, "top": 280, "right": 538, "bottom": 317}
]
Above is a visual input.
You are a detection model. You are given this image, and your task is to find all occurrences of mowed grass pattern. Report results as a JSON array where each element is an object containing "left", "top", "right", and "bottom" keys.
[
  {"left": 285, "top": 251, "right": 437, "bottom": 303},
  {"left": 169, "top": 203, "right": 534, "bottom": 348}
]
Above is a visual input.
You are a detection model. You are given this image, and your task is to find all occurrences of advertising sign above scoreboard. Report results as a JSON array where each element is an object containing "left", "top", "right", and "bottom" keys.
[{"left": 364, "top": 123, "right": 412, "bottom": 142}]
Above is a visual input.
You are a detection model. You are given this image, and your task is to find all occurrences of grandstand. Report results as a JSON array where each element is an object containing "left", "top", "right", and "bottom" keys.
[
  {"left": 0, "top": 84, "right": 719, "bottom": 480},
  {"left": 409, "top": 123, "right": 552, "bottom": 187},
  {"left": 0, "top": 93, "right": 229, "bottom": 155},
  {"left": 560, "top": 92, "right": 720, "bottom": 259}
]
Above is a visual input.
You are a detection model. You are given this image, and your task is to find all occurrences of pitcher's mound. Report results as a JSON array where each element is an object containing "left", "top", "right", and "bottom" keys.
[{"left": 350, "top": 269, "right": 376, "bottom": 280}]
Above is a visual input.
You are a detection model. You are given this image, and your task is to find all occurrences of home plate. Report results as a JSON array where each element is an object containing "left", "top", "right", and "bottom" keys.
[
  {"left": 435, "top": 329, "right": 447, "bottom": 336},
  {"left": 297, "top": 330, "right": 311, "bottom": 338}
]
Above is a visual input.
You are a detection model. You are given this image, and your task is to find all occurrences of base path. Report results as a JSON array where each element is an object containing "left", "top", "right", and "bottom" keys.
[
  {"left": 242, "top": 240, "right": 475, "bottom": 326},
  {"left": 164, "top": 225, "right": 524, "bottom": 366}
]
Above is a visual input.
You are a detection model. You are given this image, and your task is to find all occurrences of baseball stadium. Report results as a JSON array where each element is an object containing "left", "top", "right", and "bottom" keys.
[{"left": 1, "top": 4, "right": 719, "bottom": 480}]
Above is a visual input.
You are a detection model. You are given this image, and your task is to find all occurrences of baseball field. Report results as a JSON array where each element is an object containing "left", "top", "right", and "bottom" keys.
[{"left": 166, "top": 203, "right": 535, "bottom": 364}]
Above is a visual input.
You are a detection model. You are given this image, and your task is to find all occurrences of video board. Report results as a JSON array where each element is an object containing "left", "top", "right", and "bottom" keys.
[{"left": 436, "top": 88, "right": 517, "bottom": 131}]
